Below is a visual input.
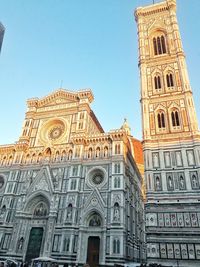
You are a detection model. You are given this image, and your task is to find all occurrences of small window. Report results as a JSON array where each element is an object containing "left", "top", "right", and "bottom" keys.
[
  {"left": 115, "top": 144, "right": 121, "bottom": 154},
  {"left": 63, "top": 237, "right": 70, "bottom": 252}
]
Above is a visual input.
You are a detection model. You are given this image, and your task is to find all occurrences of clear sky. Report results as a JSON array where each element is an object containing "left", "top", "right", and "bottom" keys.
[{"left": 0, "top": 0, "right": 200, "bottom": 144}]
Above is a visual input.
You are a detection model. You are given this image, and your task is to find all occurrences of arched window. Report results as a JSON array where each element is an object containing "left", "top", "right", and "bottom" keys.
[
  {"left": 153, "top": 37, "right": 158, "bottom": 55},
  {"left": 153, "top": 35, "right": 167, "bottom": 55},
  {"left": 171, "top": 110, "right": 180, "bottom": 127},
  {"left": 157, "top": 112, "right": 165, "bottom": 128},
  {"left": 96, "top": 147, "right": 100, "bottom": 158},
  {"left": 166, "top": 73, "right": 174, "bottom": 87},
  {"left": 154, "top": 75, "right": 161, "bottom": 89},
  {"left": 113, "top": 239, "right": 120, "bottom": 254}
]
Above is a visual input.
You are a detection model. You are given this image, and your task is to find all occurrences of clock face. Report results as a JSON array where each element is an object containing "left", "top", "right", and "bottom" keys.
[{"left": 48, "top": 126, "right": 64, "bottom": 140}]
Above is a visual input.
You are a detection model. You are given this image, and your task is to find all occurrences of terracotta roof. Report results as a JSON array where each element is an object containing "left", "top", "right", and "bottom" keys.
[{"left": 131, "top": 137, "right": 144, "bottom": 165}]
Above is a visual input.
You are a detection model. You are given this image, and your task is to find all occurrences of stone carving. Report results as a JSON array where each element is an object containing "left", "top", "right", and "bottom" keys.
[
  {"left": 0, "top": 205, "right": 6, "bottom": 220},
  {"left": 33, "top": 203, "right": 47, "bottom": 217},
  {"left": 187, "top": 150, "right": 194, "bottom": 165},
  {"left": 155, "top": 176, "right": 162, "bottom": 191},
  {"left": 89, "top": 214, "right": 101, "bottom": 226}
]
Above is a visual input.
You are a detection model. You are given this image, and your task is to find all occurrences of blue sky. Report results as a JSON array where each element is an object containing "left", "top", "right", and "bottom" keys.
[{"left": 0, "top": 0, "right": 200, "bottom": 144}]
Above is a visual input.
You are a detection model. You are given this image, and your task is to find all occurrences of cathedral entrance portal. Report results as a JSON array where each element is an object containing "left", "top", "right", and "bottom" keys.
[
  {"left": 87, "top": 236, "right": 100, "bottom": 267},
  {"left": 25, "top": 227, "right": 44, "bottom": 263}
]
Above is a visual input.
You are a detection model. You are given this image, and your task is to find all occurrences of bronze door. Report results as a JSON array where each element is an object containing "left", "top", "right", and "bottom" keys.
[
  {"left": 25, "top": 227, "right": 44, "bottom": 263},
  {"left": 87, "top": 236, "right": 100, "bottom": 267}
]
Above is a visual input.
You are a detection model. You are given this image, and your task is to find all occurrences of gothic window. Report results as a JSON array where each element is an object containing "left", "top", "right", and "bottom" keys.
[
  {"left": 1, "top": 233, "right": 11, "bottom": 250},
  {"left": 157, "top": 112, "right": 165, "bottom": 128},
  {"left": 52, "top": 235, "right": 61, "bottom": 252},
  {"left": 63, "top": 237, "right": 70, "bottom": 252},
  {"left": 154, "top": 75, "right": 161, "bottom": 89},
  {"left": 70, "top": 179, "right": 77, "bottom": 190},
  {"left": 113, "top": 239, "right": 120, "bottom": 254},
  {"left": 166, "top": 73, "right": 174, "bottom": 87},
  {"left": 171, "top": 110, "right": 180, "bottom": 127},
  {"left": 114, "top": 163, "right": 121, "bottom": 174},
  {"left": 153, "top": 35, "right": 167, "bottom": 55},
  {"left": 72, "top": 165, "right": 78, "bottom": 176},
  {"left": 114, "top": 177, "right": 121, "bottom": 188},
  {"left": 115, "top": 144, "right": 121, "bottom": 154}
]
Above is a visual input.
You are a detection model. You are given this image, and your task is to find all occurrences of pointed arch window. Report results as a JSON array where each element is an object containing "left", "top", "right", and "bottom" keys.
[
  {"left": 154, "top": 75, "right": 161, "bottom": 89},
  {"left": 153, "top": 35, "right": 167, "bottom": 55},
  {"left": 171, "top": 110, "right": 180, "bottom": 127},
  {"left": 157, "top": 112, "right": 165, "bottom": 128},
  {"left": 166, "top": 73, "right": 174, "bottom": 87}
]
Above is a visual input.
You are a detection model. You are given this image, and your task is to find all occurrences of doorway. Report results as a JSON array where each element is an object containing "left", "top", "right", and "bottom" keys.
[
  {"left": 25, "top": 227, "right": 44, "bottom": 263},
  {"left": 87, "top": 236, "right": 100, "bottom": 267}
]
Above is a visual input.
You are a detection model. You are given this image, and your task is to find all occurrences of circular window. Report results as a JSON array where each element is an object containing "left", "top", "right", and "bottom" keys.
[
  {"left": 0, "top": 176, "right": 4, "bottom": 189},
  {"left": 87, "top": 167, "right": 106, "bottom": 187},
  {"left": 92, "top": 173, "right": 103, "bottom": 185},
  {"left": 48, "top": 126, "right": 64, "bottom": 140}
]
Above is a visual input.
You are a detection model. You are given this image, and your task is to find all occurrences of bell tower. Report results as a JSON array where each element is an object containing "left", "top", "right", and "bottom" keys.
[{"left": 135, "top": 0, "right": 200, "bottom": 266}]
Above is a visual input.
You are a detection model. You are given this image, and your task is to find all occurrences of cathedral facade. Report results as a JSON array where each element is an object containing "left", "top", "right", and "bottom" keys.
[
  {"left": 135, "top": 0, "right": 200, "bottom": 266},
  {"left": 0, "top": 89, "right": 145, "bottom": 266}
]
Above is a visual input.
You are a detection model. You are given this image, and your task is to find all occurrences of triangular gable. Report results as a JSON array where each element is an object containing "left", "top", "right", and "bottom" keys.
[
  {"left": 27, "top": 89, "right": 94, "bottom": 108},
  {"left": 27, "top": 166, "right": 54, "bottom": 196},
  {"left": 83, "top": 188, "right": 106, "bottom": 215}
]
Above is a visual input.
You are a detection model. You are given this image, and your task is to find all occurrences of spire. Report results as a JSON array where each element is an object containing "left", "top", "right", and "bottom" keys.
[{"left": 121, "top": 118, "right": 131, "bottom": 135}]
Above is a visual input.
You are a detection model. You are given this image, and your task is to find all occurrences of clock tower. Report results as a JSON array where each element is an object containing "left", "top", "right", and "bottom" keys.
[{"left": 135, "top": 0, "right": 200, "bottom": 266}]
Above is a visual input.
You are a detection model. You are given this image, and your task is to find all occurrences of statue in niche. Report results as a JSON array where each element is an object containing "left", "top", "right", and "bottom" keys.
[
  {"left": 113, "top": 204, "right": 120, "bottom": 222},
  {"left": 191, "top": 174, "right": 198, "bottom": 188},
  {"left": 168, "top": 176, "right": 173, "bottom": 189},
  {"left": 18, "top": 237, "right": 24, "bottom": 250},
  {"left": 66, "top": 204, "right": 72, "bottom": 221},
  {"left": 0, "top": 205, "right": 6, "bottom": 220},
  {"left": 155, "top": 176, "right": 161, "bottom": 190},
  {"left": 179, "top": 176, "right": 185, "bottom": 189},
  {"left": 89, "top": 214, "right": 101, "bottom": 226}
]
